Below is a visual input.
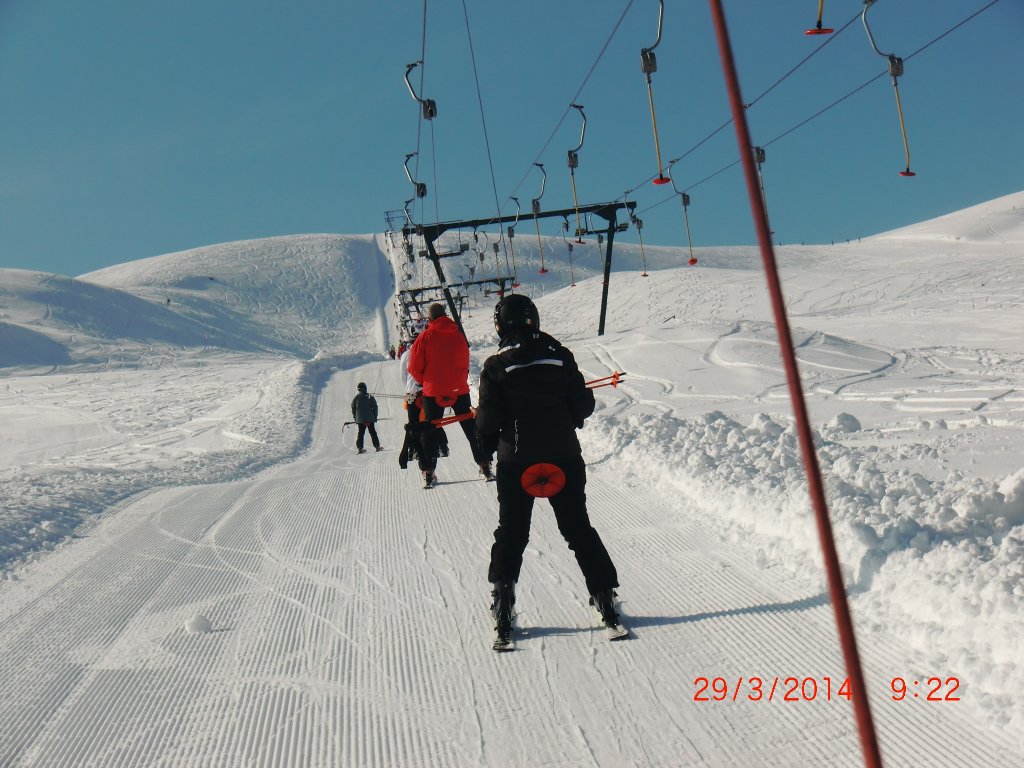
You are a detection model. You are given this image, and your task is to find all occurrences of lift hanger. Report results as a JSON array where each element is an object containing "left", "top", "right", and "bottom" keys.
[
  {"left": 404, "top": 61, "right": 437, "bottom": 120},
  {"left": 642, "top": 1, "right": 671, "bottom": 185},
  {"left": 862, "top": 0, "right": 915, "bottom": 176}
]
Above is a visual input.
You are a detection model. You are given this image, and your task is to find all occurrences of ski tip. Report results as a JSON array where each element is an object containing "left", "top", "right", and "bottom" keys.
[{"left": 492, "top": 642, "right": 516, "bottom": 652}]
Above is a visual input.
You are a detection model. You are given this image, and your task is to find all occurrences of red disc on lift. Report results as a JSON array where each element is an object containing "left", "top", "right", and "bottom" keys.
[
  {"left": 521, "top": 463, "right": 566, "bottom": 498},
  {"left": 899, "top": 170, "right": 916, "bottom": 177},
  {"left": 804, "top": 28, "right": 833, "bottom": 35},
  {"left": 688, "top": 257, "right": 698, "bottom": 266},
  {"left": 538, "top": 268, "right": 549, "bottom": 274},
  {"left": 653, "top": 176, "right": 671, "bottom": 185}
]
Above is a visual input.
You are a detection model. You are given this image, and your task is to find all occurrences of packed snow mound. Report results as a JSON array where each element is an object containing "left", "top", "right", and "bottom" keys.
[
  {"left": 869, "top": 190, "right": 1024, "bottom": 244},
  {"left": 81, "top": 234, "right": 394, "bottom": 358},
  {"left": 0, "top": 235, "right": 396, "bottom": 368},
  {"left": 0, "top": 269, "right": 223, "bottom": 367}
]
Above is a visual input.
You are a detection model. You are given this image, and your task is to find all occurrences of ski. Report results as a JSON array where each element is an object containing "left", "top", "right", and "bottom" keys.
[
  {"left": 604, "top": 622, "right": 630, "bottom": 641},
  {"left": 492, "top": 627, "right": 515, "bottom": 652}
]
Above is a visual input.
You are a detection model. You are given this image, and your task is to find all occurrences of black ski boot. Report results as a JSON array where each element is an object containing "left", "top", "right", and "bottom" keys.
[
  {"left": 479, "top": 461, "right": 494, "bottom": 481},
  {"left": 490, "top": 580, "right": 516, "bottom": 651},
  {"left": 590, "top": 589, "right": 629, "bottom": 640}
]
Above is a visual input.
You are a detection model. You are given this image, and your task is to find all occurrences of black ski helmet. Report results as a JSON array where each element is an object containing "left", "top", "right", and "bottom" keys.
[
  {"left": 357, "top": 382, "right": 367, "bottom": 392},
  {"left": 494, "top": 294, "right": 540, "bottom": 337}
]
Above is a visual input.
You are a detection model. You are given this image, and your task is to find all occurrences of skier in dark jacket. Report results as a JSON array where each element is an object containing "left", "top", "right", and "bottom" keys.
[
  {"left": 476, "top": 294, "right": 622, "bottom": 647},
  {"left": 350, "top": 382, "right": 382, "bottom": 454}
]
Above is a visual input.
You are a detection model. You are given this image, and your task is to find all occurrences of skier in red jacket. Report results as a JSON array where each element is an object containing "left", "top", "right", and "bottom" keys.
[{"left": 408, "top": 302, "right": 490, "bottom": 487}]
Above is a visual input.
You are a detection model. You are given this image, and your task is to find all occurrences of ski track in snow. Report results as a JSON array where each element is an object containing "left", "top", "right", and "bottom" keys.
[
  {"left": 0, "top": 362, "right": 1019, "bottom": 767},
  {"left": 2, "top": 195, "right": 1023, "bottom": 765}
]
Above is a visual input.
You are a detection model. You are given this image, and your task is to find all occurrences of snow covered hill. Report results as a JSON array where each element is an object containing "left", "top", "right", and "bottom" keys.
[{"left": 1, "top": 191, "right": 1023, "bottom": 765}]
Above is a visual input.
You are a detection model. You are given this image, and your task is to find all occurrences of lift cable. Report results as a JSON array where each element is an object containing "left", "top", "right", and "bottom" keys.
[
  {"left": 461, "top": 0, "right": 513, "bottom": 281},
  {"left": 504, "top": 2, "right": 637, "bottom": 204},
  {"left": 635, "top": 0, "right": 1003, "bottom": 217},
  {"left": 624, "top": 8, "right": 860, "bottom": 198}
]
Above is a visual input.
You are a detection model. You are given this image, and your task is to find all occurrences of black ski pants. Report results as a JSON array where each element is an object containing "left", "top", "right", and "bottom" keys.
[
  {"left": 405, "top": 394, "right": 448, "bottom": 465},
  {"left": 487, "top": 455, "right": 619, "bottom": 596},
  {"left": 355, "top": 422, "right": 380, "bottom": 451},
  {"left": 420, "top": 393, "right": 484, "bottom": 471}
]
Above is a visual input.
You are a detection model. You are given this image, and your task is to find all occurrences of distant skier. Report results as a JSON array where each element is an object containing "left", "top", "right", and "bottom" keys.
[
  {"left": 408, "top": 302, "right": 490, "bottom": 487},
  {"left": 476, "top": 294, "right": 624, "bottom": 649},
  {"left": 350, "top": 382, "right": 382, "bottom": 454},
  {"left": 388, "top": 345, "right": 396, "bottom": 360}
]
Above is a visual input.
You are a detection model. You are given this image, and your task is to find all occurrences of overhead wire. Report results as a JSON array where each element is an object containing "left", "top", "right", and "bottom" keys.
[
  {"left": 460, "top": 0, "right": 513, "bottom": 282},
  {"left": 412, "top": 0, "right": 430, "bottom": 288},
  {"left": 635, "top": 0, "right": 1004, "bottom": 218},
  {"left": 624, "top": 8, "right": 860, "bottom": 198},
  {"left": 504, "top": 1, "right": 637, "bottom": 204}
]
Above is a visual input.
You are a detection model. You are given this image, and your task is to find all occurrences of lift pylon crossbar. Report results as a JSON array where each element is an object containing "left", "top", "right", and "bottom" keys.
[
  {"left": 404, "top": 201, "right": 635, "bottom": 246},
  {"left": 402, "top": 201, "right": 635, "bottom": 338}
]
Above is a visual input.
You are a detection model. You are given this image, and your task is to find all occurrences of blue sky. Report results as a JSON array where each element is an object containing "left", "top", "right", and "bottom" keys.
[{"left": 1, "top": 0, "right": 1021, "bottom": 277}]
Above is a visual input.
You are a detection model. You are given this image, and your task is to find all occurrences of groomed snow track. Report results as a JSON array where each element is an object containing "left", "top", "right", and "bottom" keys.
[{"left": 0, "top": 362, "right": 1018, "bottom": 767}]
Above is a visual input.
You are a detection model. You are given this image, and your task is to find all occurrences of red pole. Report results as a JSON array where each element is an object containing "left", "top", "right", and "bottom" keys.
[{"left": 705, "top": 3, "right": 884, "bottom": 767}]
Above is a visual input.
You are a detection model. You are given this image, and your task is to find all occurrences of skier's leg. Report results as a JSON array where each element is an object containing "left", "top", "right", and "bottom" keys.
[
  {"left": 548, "top": 456, "right": 619, "bottom": 595},
  {"left": 419, "top": 396, "right": 443, "bottom": 472},
  {"left": 355, "top": 424, "right": 366, "bottom": 452},
  {"left": 368, "top": 423, "right": 381, "bottom": 449},
  {"left": 487, "top": 462, "right": 535, "bottom": 585},
  {"left": 452, "top": 393, "right": 485, "bottom": 463},
  {"left": 406, "top": 398, "right": 423, "bottom": 461}
]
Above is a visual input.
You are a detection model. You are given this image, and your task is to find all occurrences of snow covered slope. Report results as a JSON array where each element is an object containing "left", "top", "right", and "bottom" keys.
[{"left": 1, "top": 192, "right": 1023, "bottom": 765}]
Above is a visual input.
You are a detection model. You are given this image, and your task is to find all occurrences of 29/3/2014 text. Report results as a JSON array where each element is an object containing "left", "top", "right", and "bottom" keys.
[{"left": 692, "top": 676, "right": 961, "bottom": 702}]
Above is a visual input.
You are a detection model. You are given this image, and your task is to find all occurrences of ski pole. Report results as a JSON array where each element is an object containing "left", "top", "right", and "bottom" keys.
[
  {"left": 585, "top": 371, "right": 626, "bottom": 389},
  {"left": 432, "top": 411, "right": 475, "bottom": 427}
]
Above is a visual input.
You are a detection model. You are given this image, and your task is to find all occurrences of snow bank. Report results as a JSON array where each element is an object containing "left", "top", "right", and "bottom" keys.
[{"left": 582, "top": 408, "right": 1024, "bottom": 734}]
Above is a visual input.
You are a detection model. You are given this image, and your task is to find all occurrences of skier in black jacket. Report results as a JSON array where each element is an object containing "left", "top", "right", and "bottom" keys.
[
  {"left": 350, "top": 382, "right": 382, "bottom": 454},
  {"left": 476, "top": 294, "right": 622, "bottom": 647}
]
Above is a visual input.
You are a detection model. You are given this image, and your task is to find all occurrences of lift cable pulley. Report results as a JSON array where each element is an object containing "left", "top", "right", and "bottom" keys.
[
  {"left": 862, "top": 0, "right": 915, "bottom": 176},
  {"left": 404, "top": 61, "right": 437, "bottom": 120},
  {"left": 567, "top": 104, "right": 587, "bottom": 244},
  {"left": 531, "top": 163, "right": 549, "bottom": 274},
  {"left": 641, "top": 1, "right": 671, "bottom": 185},
  {"left": 669, "top": 165, "right": 698, "bottom": 266},
  {"left": 404, "top": 153, "right": 428, "bottom": 199},
  {"left": 805, "top": 0, "right": 834, "bottom": 35}
]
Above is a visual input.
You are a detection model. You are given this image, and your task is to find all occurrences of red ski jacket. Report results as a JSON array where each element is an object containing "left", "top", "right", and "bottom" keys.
[{"left": 407, "top": 316, "right": 470, "bottom": 402}]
